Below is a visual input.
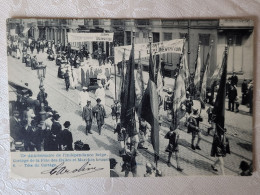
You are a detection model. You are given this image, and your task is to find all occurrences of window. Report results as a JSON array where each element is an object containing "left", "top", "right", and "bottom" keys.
[
  {"left": 135, "top": 32, "right": 139, "bottom": 38},
  {"left": 143, "top": 32, "right": 148, "bottom": 38},
  {"left": 164, "top": 33, "right": 172, "bottom": 41},
  {"left": 199, "top": 34, "right": 210, "bottom": 46},
  {"left": 125, "top": 31, "right": 131, "bottom": 45}
]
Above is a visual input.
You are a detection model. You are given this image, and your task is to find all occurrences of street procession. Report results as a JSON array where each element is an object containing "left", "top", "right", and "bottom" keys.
[{"left": 7, "top": 19, "right": 253, "bottom": 177}]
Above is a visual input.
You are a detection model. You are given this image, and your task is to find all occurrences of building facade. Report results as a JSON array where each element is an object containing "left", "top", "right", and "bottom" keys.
[{"left": 7, "top": 18, "right": 254, "bottom": 80}]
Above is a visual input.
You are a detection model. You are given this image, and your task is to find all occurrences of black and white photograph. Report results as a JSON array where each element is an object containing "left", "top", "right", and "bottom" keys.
[{"left": 7, "top": 18, "right": 254, "bottom": 177}]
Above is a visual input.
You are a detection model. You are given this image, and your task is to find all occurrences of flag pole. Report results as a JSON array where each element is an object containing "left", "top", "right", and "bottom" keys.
[{"left": 148, "top": 33, "right": 159, "bottom": 168}]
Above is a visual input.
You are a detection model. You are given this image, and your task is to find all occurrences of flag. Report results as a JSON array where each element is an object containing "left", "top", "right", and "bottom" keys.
[
  {"left": 172, "top": 68, "right": 187, "bottom": 129},
  {"left": 201, "top": 65, "right": 208, "bottom": 102},
  {"left": 180, "top": 51, "right": 190, "bottom": 87},
  {"left": 141, "top": 47, "right": 159, "bottom": 161},
  {"left": 156, "top": 58, "right": 163, "bottom": 94},
  {"left": 194, "top": 45, "right": 202, "bottom": 91},
  {"left": 135, "top": 51, "right": 145, "bottom": 117},
  {"left": 120, "top": 44, "right": 136, "bottom": 136},
  {"left": 119, "top": 52, "right": 126, "bottom": 102},
  {"left": 214, "top": 46, "right": 228, "bottom": 134},
  {"left": 201, "top": 45, "right": 212, "bottom": 101}
]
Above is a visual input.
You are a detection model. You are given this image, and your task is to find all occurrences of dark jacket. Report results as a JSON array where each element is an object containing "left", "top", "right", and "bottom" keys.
[
  {"left": 93, "top": 104, "right": 106, "bottom": 122},
  {"left": 59, "top": 129, "right": 73, "bottom": 151},
  {"left": 228, "top": 86, "right": 237, "bottom": 101},
  {"left": 10, "top": 117, "right": 23, "bottom": 142},
  {"left": 82, "top": 105, "right": 93, "bottom": 121}
]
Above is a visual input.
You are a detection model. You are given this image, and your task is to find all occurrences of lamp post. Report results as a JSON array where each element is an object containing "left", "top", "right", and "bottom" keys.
[{"left": 36, "top": 64, "right": 47, "bottom": 125}]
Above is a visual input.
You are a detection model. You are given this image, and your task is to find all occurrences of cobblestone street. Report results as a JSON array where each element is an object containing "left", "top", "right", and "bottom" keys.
[{"left": 8, "top": 51, "right": 253, "bottom": 177}]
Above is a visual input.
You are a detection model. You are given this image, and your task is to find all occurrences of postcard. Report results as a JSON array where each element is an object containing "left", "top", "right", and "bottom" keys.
[{"left": 7, "top": 18, "right": 253, "bottom": 178}]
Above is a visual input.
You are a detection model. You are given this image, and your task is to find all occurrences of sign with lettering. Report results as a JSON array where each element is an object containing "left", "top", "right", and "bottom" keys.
[
  {"left": 11, "top": 151, "right": 110, "bottom": 178},
  {"left": 219, "top": 19, "right": 254, "bottom": 27},
  {"left": 114, "top": 39, "right": 184, "bottom": 63},
  {"left": 68, "top": 32, "right": 114, "bottom": 43}
]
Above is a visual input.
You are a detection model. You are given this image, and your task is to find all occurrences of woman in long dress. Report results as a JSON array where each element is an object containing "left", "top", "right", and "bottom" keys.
[{"left": 68, "top": 68, "right": 76, "bottom": 89}]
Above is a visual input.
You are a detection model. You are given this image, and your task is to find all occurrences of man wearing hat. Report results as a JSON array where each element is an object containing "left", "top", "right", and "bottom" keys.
[
  {"left": 82, "top": 100, "right": 93, "bottom": 135},
  {"left": 79, "top": 86, "right": 90, "bottom": 111},
  {"left": 93, "top": 98, "right": 106, "bottom": 135},
  {"left": 49, "top": 113, "right": 62, "bottom": 151},
  {"left": 59, "top": 121, "right": 73, "bottom": 151},
  {"left": 164, "top": 88, "right": 174, "bottom": 121},
  {"left": 64, "top": 70, "right": 70, "bottom": 91},
  {"left": 165, "top": 124, "right": 183, "bottom": 172},
  {"left": 188, "top": 108, "right": 203, "bottom": 150},
  {"left": 42, "top": 112, "right": 53, "bottom": 151},
  {"left": 110, "top": 158, "right": 119, "bottom": 177},
  {"left": 37, "top": 86, "right": 48, "bottom": 108},
  {"left": 10, "top": 110, "right": 23, "bottom": 143},
  {"left": 122, "top": 139, "right": 138, "bottom": 177}
]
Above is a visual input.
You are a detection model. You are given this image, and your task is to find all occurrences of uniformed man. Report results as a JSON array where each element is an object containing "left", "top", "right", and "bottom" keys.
[
  {"left": 93, "top": 98, "right": 106, "bottom": 135},
  {"left": 165, "top": 124, "right": 183, "bottom": 172},
  {"left": 122, "top": 140, "right": 137, "bottom": 177},
  {"left": 114, "top": 120, "right": 126, "bottom": 156},
  {"left": 185, "top": 91, "right": 193, "bottom": 126},
  {"left": 164, "top": 88, "right": 174, "bottom": 121},
  {"left": 188, "top": 109, "right": 203, "bottom": 150},
  {"left": 37, "top": 86, "right": 48, "bottom": 108},
  {"left": 138, "top": 118, "right": 150, "bottom": 150},
  {"left": 64, "top": 70, "right": 70, "bottom": 91},
  {"left": 82, "top": 100, "right": 93, "bottom": 135}
]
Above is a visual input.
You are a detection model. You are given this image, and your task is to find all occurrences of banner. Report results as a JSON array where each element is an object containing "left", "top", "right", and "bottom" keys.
[
  {"left": 68, "top": 33, "right": 114, "bottom": 43},
  {"left": 114, "top": 39, "right": 184, "bottom": 63}
]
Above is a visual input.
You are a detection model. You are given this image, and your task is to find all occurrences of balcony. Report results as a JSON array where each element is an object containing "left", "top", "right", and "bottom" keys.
[{"left": 135, "top": 19, "right": 150, "bottom": 27}]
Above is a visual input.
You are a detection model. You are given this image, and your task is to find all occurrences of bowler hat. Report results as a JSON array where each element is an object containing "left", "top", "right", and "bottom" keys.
[
  {"left": 53, "top": 113, "right": 61, "bottom": 120},
  {"left": 109, "top": 158, "right": 117, "bottom": 169},
  {"left": 64, "top": 121, "right": 71, "bottom": 128}
]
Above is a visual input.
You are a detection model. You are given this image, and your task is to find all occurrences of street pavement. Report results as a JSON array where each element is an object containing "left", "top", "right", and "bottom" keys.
[{"left": 8, "top": 50, "right": 253, "bottom": 177}]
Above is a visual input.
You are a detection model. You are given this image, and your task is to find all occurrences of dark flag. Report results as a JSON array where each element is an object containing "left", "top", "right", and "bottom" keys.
[
  {"left": 214, "top": 46, "right": 228, "bottom": 134},
  {"left": 120, "top": 45, "right": 136, "bottom": 137},
  {"left": 201, "top": 43, "right": 213, "bottom": 102},
  {"left": 135, "top": 51, "right": 145, "bottom": 117},
  {"left": 141, "top": 48, "right": 160, "bottom": 162},
  {"left": 119, "top": 50, "right": 126, "bottom": 103}
]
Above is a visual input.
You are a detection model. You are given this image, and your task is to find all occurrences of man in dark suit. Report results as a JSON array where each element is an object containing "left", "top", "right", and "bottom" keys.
[
  {"left": 64, "top": 70, "right": 70, "bottom": 91},
  {"left": 59, "top": 121, "right": 73, "bottom": 151},
  {"left": 93, "top": 98, "right": 106, "bottom": 135},
  {"left": 49, "top": 113, "right": 62, "bottom": 151},
  {"left": 231, "top": 72, "right": 238, "bottom": 86},
  {"left": 228, "top": 85, "right": 237, "bottom": 112},
  {"left": 82, "top": 100, "right": 93, "bottom": 135},
  {"left": 10, "top": 110, "right": 23, "bottom": 142}
]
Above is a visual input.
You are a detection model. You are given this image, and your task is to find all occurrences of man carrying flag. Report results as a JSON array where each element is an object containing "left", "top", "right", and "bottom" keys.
[
  {"left": 210, "top": 46, "right": 231, "bottom": 175},
  {"left": 121, "top": 35, "right": 139, "bottom": 154},
  {"left": 141, "top": 37, "right": 160, "bottom": 165}
]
